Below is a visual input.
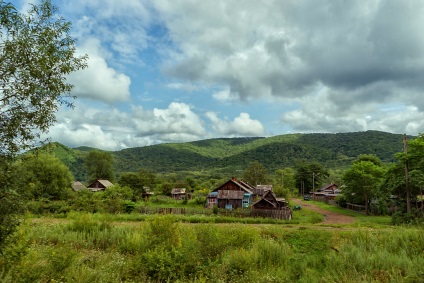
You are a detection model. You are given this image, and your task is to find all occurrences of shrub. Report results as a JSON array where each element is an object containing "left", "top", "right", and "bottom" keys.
[{"left": 67, "top": 213, "right": 111, "bottom": 234}]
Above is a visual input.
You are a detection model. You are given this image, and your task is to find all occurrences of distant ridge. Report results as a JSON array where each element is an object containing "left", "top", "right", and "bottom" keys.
[{"left": 39, "top": 131, "right": 413, "bottom": 181}]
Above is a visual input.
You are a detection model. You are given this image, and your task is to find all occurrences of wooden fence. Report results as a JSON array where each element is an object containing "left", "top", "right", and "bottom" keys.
[
  {"left": 251, "top": 209, "right": 292, "bottom": 220},
  {"left": 135, "top": 206, "right": 292, "bottom": 220},
  {"left": 346, "top": 203, "right": 366, "bottom": 213}
]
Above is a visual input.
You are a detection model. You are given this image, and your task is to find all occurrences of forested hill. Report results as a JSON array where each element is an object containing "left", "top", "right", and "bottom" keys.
[{"left": 42, "top": 131, "right": 411, "bottom": 180}]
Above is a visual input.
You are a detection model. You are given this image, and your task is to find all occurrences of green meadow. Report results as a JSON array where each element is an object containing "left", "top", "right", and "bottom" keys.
[{"left": 1, "top": 212, "right": 423, "bottom": 283}]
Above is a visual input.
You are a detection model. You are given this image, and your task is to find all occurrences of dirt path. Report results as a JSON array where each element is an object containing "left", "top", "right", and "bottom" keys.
[{"left": 291, "top": 198, "right": 355, "bottom": 225}]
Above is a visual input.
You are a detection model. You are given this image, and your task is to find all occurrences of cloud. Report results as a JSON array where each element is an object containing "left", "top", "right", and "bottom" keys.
[
  {"left": 212, "top": 88, "right": 240, "bottom": 103},
  {"left": 132, "top": 102, "right": 207, "bottom": 138},
  {"left": 61, "top": 0, "right": 151, "bottom": 63},
  {"left": 167, "top": 82, "right": 200, "bottom": 92},
  {"left": 155, "top": 1, "right": 424, "bottom": 102},
  {"left": 280, "top": 86, "right": 424, "bottom": 136},
  {"left": 47, "top": 102, "right": 208, "bottom": 150},
  {"left": 67, "top": 39, "right": 131, "bottom": 103},
  {"left": 149, "top": 0, "right": 424, "bottom": 136},
  {"left": 206, "top": 112, "right": 265, "bottom": 136}
]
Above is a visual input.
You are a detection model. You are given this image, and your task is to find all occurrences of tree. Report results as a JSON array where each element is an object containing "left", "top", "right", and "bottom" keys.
[
  {"left": 119, "top": 169, "right": 157, "bottom": 197},
  {"left": 0, "top": 0, "right": 87, "bottom": 157},
  {"left": 242, "top": 161, "right": 268, "bottom": 186},
  {"left": 342, "top": 155, "right": 385, "bottom": 215},
  {"left": 16, "top": 153, "right": 73, "bottom": 200},
  {"left": 295, "top": 162, "right": 329, "bottom": 195},
  {"left": 388, "top": 134, "right": 424, "bottom": 215},
  {"left": 274, "top": 167, "right": 296, "bottom": 196},
  {"left": 85, "top": 151, "right": 115, "bottom": 183},
  {"left": 0, "top": 0, "right": 86, "bottom": 253}
]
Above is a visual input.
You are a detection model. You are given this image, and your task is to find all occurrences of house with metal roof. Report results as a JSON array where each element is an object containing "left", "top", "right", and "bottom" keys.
[
  {"left": 87, "top": 179, "right": 114, "bottom": 192},
  {"left": 208, "top": 178, "right": 253, "bottom": 209}
]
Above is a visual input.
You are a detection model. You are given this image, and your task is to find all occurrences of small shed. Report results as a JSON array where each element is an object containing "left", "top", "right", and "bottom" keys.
[
  {"left": 171, "top": 188, "right": 187, "bottom": 200},
  {"left": 251, "top": 190, "right": 291, "bottom": 220},
  {"left": 252, "top": 184, "right": 273, "bottom": 201},
  {"left": 87, "top": 179, "right": 114, "bottom": 192},
  {"left": 71, "top": 181, "right": 87, "bottom": 191},
  {"left": 207, "top": 191, "right": 218, "bottom": 208},
  {"left": 252, "top": 190, "right": 287, "bottom": 210}
]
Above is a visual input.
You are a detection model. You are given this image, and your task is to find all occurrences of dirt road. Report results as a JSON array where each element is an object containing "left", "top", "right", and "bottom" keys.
[{"left": 291, "top": 198, "right": 355, "bottom": 225}]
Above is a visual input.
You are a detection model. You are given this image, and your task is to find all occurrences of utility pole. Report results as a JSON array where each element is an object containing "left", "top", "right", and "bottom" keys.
[
  {"left": 404, "top": 134, "right": 411, "bottom": 214},
  {"left": 312, "top": 172, "right": 319, "bottom": 193}
]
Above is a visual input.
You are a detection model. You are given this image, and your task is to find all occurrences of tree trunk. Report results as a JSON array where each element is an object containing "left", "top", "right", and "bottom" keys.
[{"left": 365, "top": 194, "right": 369, "bottom": 215}]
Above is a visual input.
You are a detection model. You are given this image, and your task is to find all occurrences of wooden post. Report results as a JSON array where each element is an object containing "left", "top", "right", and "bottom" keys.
[{"left": 404, "top": 134, "right": 411, "bottom": 214}]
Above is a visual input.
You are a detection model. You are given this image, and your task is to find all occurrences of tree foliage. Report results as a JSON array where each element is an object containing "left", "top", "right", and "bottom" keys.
[
  {"left": 0, "top": 0, "right": 86, "bottom": 254},
  {"left": 295, "top": 162, "right": 329, "bottom": 194},
  {"left": 242, "top": 161, "right": 269, "bottom": 186},
  {"left": 386, "top": 134, "right": 424, "bottom": 216},
  {"left": 342, "top": 155, "right": 386, "bottom": 215},
  {"left": 16, "top": 153, "right": 73, "bottom": 200},
  {"left": 0, "top": 0, "right": 87, "bottom": 157},
  {"left": 119, "top": 169, "right": 156, "bottom": 197},
  {"left": 85, "top": 151, "right": 115, "bottom": 183}
]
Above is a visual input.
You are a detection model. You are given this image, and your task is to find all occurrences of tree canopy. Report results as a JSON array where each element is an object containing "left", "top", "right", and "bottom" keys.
[
  {"left": 85, "top": 150, "right": 116, "bottom": 183},
  {"left": 295, "top": 162, "right": 329, "bottom": 195},
  {"left": 342, "top": 155, "right": 386, "bottom": 215},
  {"left": 242, "top": 161, "right": 269, "bottom": 186},
  {"left": 16, "top": 153, "right": 73, "bottom": 200},
  {"left": 0, "top": 0, "right": 87, "bottom": 157},
  {"left": 0, "top": 0, "right": 86, "bottom": 253}
]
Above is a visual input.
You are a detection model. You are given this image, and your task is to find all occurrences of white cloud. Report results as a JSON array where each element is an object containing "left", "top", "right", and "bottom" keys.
[
  {"left": 212, "top": 88, "right": 239, "bottom": 103},
  {"left": 167, "top": 82, "right": 200, "bottom": 92},
  {"left": 47, "top": 102, "right": 207, "bottom": 150},
  {"left": 67, "top": 38, "right": 131, "bottom": 103},
  {"left": 61, "top": 0, "right": 151, "bottom": 63},
  {"left": 206, "top": 112, "right": 265, "bottom": 136},
  {"left": 153, "top": 0, "right": 424, "bottom": 136},
  {"left": 281, "top": 87, "right": 424, "bottom": 136}
]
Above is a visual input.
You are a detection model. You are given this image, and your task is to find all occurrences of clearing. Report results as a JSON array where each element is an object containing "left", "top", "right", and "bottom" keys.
[{"left": 291, "top": 198, "right": 355, "bottom": 225}]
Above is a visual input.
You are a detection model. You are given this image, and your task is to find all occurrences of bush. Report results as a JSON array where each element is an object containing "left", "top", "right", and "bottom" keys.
[
  {"left": 391, "top": 209, "right": 424, "bottom": 225},
  {"left": 335, "top": 194, "right": 347, "bottom": 207},
  {"left": 67, "top": 213, "right": 111, "bottom": 234}
]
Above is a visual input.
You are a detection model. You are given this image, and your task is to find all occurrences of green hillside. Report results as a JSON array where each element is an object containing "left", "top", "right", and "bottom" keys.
[
  {"left": 39, "top": 131, "right": 411, "bottom": 181},
  {"left": 38, "top": 142, "right": 89, "bottom": 181}
]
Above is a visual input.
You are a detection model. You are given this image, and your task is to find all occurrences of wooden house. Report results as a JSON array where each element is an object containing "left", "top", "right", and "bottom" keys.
[
  {"left": 319, "top": 183, "right": 339, "bottom": 194},
  {"left": 171, "top": 188, "right": 187, "bottom": 200},
  {"left": 87, "top": 179, "right": 114, "bottom": 192},
  {"left": 251, "top": 184, "right": 273, "bottom": 201},
  {"left": 312, "top": 183, "right": 340, "bottom": 204},
  {"left": 252, "top": 190, "right": 288, "bottom": 210},
  {"left": 206, "top": 191, "right": 218, "bottom": 208},
  {"left": 71, "top": 181, "right": 87, "bottom": 191},
  {"left": 252, "top": 190, "right": 291, "bottom": 220},
  {"left": 142, "top": 187, "right": 154, "bottom": 199},
  {"left": 210, "top": 178, "right": 253, "bottom": 209}
]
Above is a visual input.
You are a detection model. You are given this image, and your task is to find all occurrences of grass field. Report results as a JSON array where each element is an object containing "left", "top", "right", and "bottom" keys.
[{"left": 1, "top": 208, "right": 423, "bottom": 283}]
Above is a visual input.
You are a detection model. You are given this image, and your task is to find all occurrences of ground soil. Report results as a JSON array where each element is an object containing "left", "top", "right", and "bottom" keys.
[{"left": 291, "top": 198, "right": 355, "bottom": 225}]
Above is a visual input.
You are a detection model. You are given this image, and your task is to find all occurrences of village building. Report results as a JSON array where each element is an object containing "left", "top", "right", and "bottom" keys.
[
  {"left": 171, "top": 188, "right": 188, "bottom": 200},
  {"left": 251, "top": 184, "right": 273, "bottom": 201},
  {"left": 207, "top": 178, "right": 253, "bottom": 209},
  {"left": 252, "top": 190, "right": 288, "bottom": 210},
  {"left": 71, "top": 181, "right": 87, "bottom": 191},
  {"left": 251, "top": 190, "right": 292, "bottom": 220},
  {"left": 312, "top": 183, "right": 340, "bottom": 204},
  {"left": 87, "top": 179, "right": 114, "bottom": 192}
]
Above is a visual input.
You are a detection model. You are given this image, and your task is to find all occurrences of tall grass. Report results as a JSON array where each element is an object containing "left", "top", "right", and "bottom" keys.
[{"left": 2, "top": 215, "right": 423, "bottom": 282}]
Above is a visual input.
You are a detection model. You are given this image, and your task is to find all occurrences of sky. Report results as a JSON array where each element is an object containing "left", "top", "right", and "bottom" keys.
[{"left": 14, "top": 0, "right": 424, "bottom": 150}]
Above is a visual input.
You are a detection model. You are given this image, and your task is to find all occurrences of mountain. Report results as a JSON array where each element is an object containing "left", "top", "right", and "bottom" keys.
[{"left": 40, "top": 131, "right": 412, "bottom": 181}]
